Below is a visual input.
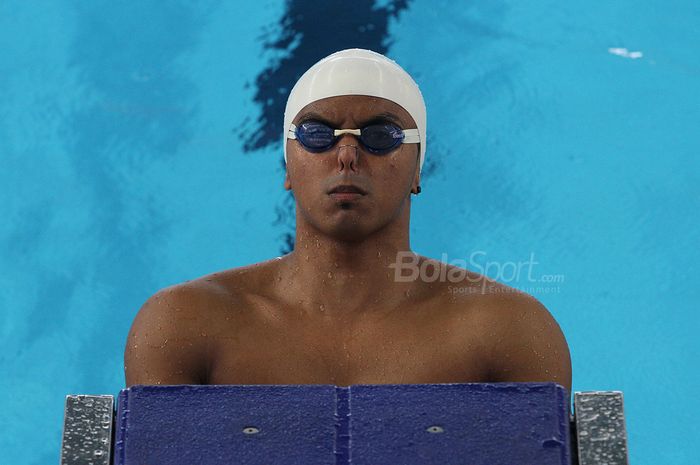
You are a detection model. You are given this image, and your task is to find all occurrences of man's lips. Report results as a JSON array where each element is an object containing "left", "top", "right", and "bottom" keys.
[
  {"left": 328, "top": 185, "right": 367, "bottom": 195},
  {"left": 328, "top": 184, "right": 367, "bottom": 201}
]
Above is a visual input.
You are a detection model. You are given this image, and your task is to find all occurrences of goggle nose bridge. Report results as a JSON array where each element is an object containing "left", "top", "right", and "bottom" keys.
[{"left": 333, "top": 128, "right": 362, "bottom": 137}]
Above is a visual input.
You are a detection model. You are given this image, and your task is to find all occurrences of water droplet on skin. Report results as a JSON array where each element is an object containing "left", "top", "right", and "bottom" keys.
[
  {"left": 328, "top": 271, "right": 333, "bottom": 279},
  {"left": 319, "top": 304, "right": 325, "bottom": 312}
]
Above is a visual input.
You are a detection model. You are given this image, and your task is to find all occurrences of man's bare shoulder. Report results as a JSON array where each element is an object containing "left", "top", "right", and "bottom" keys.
[
  {"left": 490, "top": 289, "right": 572, "bottom": 394},
  {"left": 197, "top": 257, "right": 286, "bottom": 294},
  {"left": 149, "top": 255, "right": 289, "bottom": 321},
  {"left": 124, "top": 259, "right": 282, "bottom": 387},
  {"left": 424, "top": 257, "right": 555, "bottom": 320},
  {"left": 426, "top": 260, "right": 572, "bottom": 393},
  {"left": 473, "top": 287, "right": 571, "bottom": 393},
  {"left": 124, "top": 281, "right": 219, "bottom": 386}
]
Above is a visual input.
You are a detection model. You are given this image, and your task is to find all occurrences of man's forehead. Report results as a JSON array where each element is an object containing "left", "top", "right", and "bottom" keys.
[{"left": 294, "top": 95, "right": 414, "bottom": 125}]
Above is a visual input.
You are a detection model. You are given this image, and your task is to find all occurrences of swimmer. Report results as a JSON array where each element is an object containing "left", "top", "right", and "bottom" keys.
[{"left": 124, "top": 49, "right": 572, "bottom": 399}]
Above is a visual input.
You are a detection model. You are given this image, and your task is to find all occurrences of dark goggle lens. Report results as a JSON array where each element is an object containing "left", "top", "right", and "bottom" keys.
[
  {"left": 296, "top": 121, "right": 404, "bottom": 154},
  {"left": 361, "top": 123, "right": 404, "bottom": 152},
  {"left": 295, "top": 122, "right": 335, "bottom": 151}
]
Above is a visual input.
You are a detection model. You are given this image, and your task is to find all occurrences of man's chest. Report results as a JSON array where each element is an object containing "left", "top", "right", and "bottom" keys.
[{"left": 206, "top": 301, "right": 490, "bottom": 386}]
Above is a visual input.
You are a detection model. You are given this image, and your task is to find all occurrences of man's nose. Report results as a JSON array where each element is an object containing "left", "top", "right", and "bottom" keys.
[{"left": 335, "top": 134, "right": 360, "bottom": 172}]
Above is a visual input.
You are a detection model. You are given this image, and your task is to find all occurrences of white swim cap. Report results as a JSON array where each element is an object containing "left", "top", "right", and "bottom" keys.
[{"left": 283, "top": 48, "right": 427, "bottom": 171}]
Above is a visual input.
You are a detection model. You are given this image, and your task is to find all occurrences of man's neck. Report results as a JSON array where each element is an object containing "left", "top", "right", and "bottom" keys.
[{"left": 279, "top": 226, "right": 416, "bottom": 321}]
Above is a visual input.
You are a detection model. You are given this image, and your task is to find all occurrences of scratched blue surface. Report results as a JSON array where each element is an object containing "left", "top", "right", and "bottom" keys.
[
  {"left": 0, "top": 1, "right": 698, "bottom": 463},
  {"left": 113, "top": 383, "right": 568, "bottom": 465},
  {"left": 347, "top": 383, "right": 570, "bottom": 465},
  {"left": 114, "top": 385, "right": 339, "bottom": 465}
]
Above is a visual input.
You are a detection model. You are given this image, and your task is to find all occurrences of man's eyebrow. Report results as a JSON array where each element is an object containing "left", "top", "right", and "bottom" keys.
[
  {"left": 366, "top": 112, "right": 404, "bottom": 126},
  {"left": 297, "top": 111, "right": 334, "bottom": 124}
]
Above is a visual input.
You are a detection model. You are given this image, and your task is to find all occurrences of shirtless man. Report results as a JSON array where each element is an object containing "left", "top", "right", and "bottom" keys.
[{"left": 124, "top": 49, "right": 572, "bottom": 401}]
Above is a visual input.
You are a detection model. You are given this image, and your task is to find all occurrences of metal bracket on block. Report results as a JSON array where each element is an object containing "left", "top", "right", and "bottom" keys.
[
  {"left": 573, "top": 391, "right": 630, "bottom": 465},
  {"left": 58, "top": 387, "right": 631, "bottom": 465},
  {"left": 60, "top": 394, "right": 114, "bottom": 465}
]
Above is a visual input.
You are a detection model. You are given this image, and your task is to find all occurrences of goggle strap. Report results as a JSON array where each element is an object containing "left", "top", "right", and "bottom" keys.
[
  {"left": 402, "top": 129, "right": 420, "bottom": 144},
  {"left": 287, "top": 123, "right": 297, "bottom": 139}
]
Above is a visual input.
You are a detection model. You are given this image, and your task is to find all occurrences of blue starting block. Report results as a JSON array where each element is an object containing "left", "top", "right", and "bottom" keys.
[{"left": 60, "top": 383, "right": 629, "bottom": 465}]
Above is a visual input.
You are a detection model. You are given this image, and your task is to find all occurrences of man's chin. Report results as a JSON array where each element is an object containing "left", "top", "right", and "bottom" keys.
[{"left": 324, "top": 221, "right": 372, "bottom": 242}]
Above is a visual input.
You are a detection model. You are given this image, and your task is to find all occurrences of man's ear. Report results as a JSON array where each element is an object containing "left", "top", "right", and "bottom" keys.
[
  {"left": 412, "top": 149, "right": 421, "bottom": 192},
  {"left": 284, "top": 169, "right": 292, "bottom": 191},
  {"left": 412, "top": 172, "right": 421, "bottom": 194}
]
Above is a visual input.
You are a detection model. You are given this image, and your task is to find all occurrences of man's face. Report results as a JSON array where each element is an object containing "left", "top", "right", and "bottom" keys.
[{"left": 284, "top": 95, "right": 421, "bottom": 241}]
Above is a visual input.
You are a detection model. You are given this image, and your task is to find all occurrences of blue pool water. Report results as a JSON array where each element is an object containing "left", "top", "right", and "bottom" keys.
[{"left": 1, "top": 1, "right": 698, "bottom": 463}]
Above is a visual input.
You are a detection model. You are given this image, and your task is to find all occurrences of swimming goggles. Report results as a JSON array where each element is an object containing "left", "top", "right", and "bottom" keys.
[{"left": 287, "top": 120, "right": 420, "bottom": 155}]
